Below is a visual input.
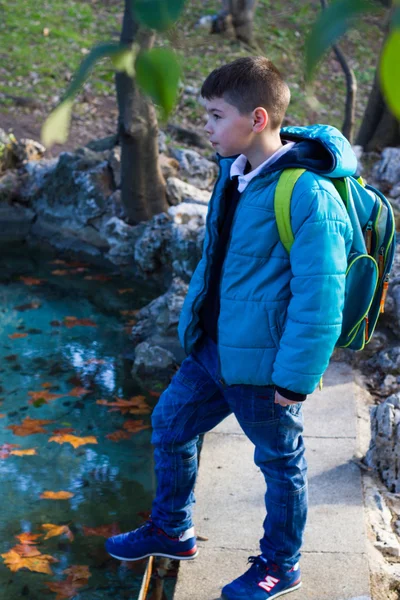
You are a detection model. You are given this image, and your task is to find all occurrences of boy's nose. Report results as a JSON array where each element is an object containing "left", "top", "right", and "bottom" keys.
[{"left": 204, "top": 120, "right": 212, "bottom": 135}]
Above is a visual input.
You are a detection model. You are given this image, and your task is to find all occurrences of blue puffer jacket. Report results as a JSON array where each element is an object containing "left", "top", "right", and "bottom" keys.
[{"left": 177, "top": 125, "right": 356, "bottom": 395}]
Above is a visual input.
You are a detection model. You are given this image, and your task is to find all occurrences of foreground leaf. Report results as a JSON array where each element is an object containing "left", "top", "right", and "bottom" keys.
[
  {"left": 135, "top": 48, "right": 181, "bottom": 120},
  {"left": 305, "top": 0, "right": 381, "bottom": 80},
  {"left": 131, "top": 0, "right": 185, "bottom": 31},
  {"left": 380, "top": 24, "right": 400, "bottom": 119}
]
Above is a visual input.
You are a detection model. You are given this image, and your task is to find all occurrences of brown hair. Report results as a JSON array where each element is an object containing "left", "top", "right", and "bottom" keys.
[{"left": 201, "top": 56, "right": 290, "bottom": 130}]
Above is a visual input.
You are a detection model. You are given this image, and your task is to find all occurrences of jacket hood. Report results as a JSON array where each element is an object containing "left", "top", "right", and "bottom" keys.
[{"left": 276, "top": 124, "right": 358, "bottom": 178}]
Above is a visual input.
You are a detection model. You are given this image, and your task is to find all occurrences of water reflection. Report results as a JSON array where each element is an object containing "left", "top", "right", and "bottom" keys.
[{"left": 0, "top": 245, "right": 168, "bottom": 599}]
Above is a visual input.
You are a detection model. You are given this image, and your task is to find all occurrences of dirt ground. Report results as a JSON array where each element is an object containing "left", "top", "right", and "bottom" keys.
[{"left": 0, "top": 95, "right": 119, "bottom": 158}]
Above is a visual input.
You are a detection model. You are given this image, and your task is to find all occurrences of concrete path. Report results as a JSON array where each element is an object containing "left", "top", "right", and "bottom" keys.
[{"left": 174, "top": 362, "right": 371, "bottom": 600}]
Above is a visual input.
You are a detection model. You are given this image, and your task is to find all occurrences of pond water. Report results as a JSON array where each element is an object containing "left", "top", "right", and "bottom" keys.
[{"left": 0, "top": 244, "right": 175, "bottom": 599}]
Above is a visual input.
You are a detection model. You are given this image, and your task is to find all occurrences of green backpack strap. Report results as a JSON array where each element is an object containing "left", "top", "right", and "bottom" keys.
[{"left": 274, "top": 168, "right": 306, "bottom": 253}]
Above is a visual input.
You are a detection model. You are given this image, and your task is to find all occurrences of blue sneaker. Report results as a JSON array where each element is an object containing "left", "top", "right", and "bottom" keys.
[
  {"left": 222, "top": 555, "right": 301, "bottom": 600},
  {"left": 105, "top": 520, "right": 198, "bottom": 561}
]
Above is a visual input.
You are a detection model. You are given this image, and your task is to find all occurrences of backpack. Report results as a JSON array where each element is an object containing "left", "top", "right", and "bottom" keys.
[{"left": 274, "top": 168, "right": 396, "bottom": 351}]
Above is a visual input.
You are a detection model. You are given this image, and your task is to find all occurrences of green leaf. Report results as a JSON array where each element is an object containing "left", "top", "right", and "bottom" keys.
[
  {"left": 62, "top": 42, "right": 133, "bottom": 100},
  {"left": 131, "top": 0, "right": 185, "bottom": 31},
  {"left": 380, "top": 26, "right": 400, "bottom": 120},
  {"left": 110, "top": 46, "right": 137, "bottom": 77},
  {"left": 135, "top": 48, "right": 181, "bottom": 120},
  {"left": 41, "top": 42, "right": 134, "bottom": 148},
  {"left": 41, "top": 99, "right": 73, "bottom": 147},
  {"left": 305, "top": 0, "right": 381, "bottom": 81}
]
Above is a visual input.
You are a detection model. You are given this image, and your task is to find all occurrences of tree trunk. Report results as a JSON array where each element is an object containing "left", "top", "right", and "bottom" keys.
[
  {"left": 115, "top": 0, "right": 168, "bottom": 224},
  {"left": 356, "top": 70, "right": 400, "bottom": 151},
  {"left": 213, "top": 0, "right": 258, "bottom": 45}
]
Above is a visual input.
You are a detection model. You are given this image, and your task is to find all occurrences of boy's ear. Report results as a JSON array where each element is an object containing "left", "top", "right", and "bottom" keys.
[{"left": 252, "top": 107, "right": 268, "bottom": 132}]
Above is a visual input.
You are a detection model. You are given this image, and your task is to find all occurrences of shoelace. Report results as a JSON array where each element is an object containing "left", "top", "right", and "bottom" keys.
[
  {"left": 248, "top": 555, "right": 280, "bottom": 574},
  {"left": 127, "top": 520, "right": 178, "bottom": 542}
]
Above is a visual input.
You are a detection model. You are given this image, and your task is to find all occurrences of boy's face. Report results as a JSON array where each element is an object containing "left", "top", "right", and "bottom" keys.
[{"left": 203, "top": 96, "right": 254, "bottom": 157}]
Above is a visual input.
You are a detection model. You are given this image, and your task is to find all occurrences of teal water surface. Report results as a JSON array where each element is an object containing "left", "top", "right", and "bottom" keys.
[{"left": 0, "top": 245, "right": 174, "bottom": 599}]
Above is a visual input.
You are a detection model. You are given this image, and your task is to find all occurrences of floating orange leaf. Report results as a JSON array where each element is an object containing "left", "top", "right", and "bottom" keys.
[
  {"left": 63, "top": 564, "right": 91, "bottom": 582},
  {"left": 28, "top": 390, "right": 63, "bottom": 404},
  {"left": 48, "top": 434, "right": 98, "bottom": 449},
  {"left": 0, "top": 443, "right": 20, "bottom": 458},
  {"left": 67, "top": 386, "right": 92, "bottom": 397},
  {"left": 8, "top": 333, "right": 28, "bottom": 339},
  {"left": 96, "top": 395, "right": 150, "bottom": 415},
  {"left": 40, "top": 491, "right": 74, "bottom": 500},
  {"left": 82, "top": 523, "right": 121, "bottom": 537},
  {"left": 149, "top": 390, "right": 162, "bottom": 398},
  {"left": 42, "top": 382, "right": 55, "bottom": 388},
  {"left": 44, "top": 578, "right": 83, "bottom": 599},
  {"left": 15, "top": 532, "right": 42, "bottom": 545},
  {"left": 19, "top": 276, "right": 44, "bottom": 286},
  {"left": 1, "top": 546, "right": 58, "bottom": 574},
  {"left": 49, "top": 259, "right": 67, "bottom": 265},
  {"left": 10, "top": 448, "right": 37, "bottom": 457},
  {"left": 120, "top": 309, "right": 141, "bottom": 317},
  {"left": 52, "top": 270, "right": 69, "bottom": 276},
  {"left": 41, "top": 524, "right": 74, "bottom": 541},
  {"left": 106, "top": 430, "right": 132, "bottom": 442},
  {"left": 0, "top": 414, "right": 5, "bottom": 418},
  {"left": 84, "top": 274, "right": 112, "bottom": 282},
  {"left": 7, "top": 417, "right": 54, "bottom": 437},
  {"left": 52, "top": 428, "right": 75, "bottom": 435},
  {"left": 122, "top": 420, "right": 150, "bottom": 434},
  {"left": 117, "top": 288, "right": 133, "bottom": 294},
  {"left": 14, "top": 301, "right": 41, "bottom": 311},
  {"left": 63, "top": 317, "right": 97, "bottom": 328}
]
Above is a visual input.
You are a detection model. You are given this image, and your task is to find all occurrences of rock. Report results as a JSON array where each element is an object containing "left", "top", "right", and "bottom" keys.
[
  {"left": 159, "top": 155, "right": 180, "bottom": 180},
  {"left": 0, "top": 170, "right": 21, "bottom": 203},
  {"left": 168, "top": 203, "right": 207, "bottom": 281},
  {"left": 131, "top": 277, "right": 188, "bottom": 342},
  {"left": 0, "top": 130, "right": 45, "bottom": 173},
  {"left": 158, "top": 130, "right": 167, "bottom": 154},
  {"left": 167, "top": 124, "right": 209, "bottom": 149},
  {"left": 134, "top": 213, "right": 173, "bottom": 273},
  {"left": 169, "top": 148, "right": 217, "bottom": 189},
  {"left": 102, "top": 217, "right": 146, "bottom": 266},
  {"left": 366, "top": 392, "right": 400, "bottom": 492},
  {"left": 130, "top": 278, "right": 188, "bottom": 368},
  {"left": 372, "top": 148, "right": 400, "bottom": 186},
  {"left": 0, "top": 203, "right": 35, "bottom": 243},
  {"left": 166, "top": 177, "right": 211, "bottom": 206},
  {"left": 86, "top": 134, "right": 118, "bottom": 152},
  {"left": 364, "top": 477, "right": 400, "bottom": 558},
  {"left": 390, "top": 182, "right": 400, "bottom": 199},
  {"left": 131, "top": 341, "right": 177, "bottom": 377}
]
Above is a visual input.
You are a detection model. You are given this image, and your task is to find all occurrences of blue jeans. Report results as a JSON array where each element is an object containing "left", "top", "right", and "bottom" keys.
[{"left": 150, "top": 334, "right": 308, "bottom": 570}]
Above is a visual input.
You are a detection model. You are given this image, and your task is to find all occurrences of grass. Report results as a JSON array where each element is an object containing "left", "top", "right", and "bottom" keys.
[{"left": 0, "top": 0, "right": 386, "bottom": 140}]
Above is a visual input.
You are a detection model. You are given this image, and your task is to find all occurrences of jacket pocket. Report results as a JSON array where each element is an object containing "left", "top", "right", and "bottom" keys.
[{"left": 267, "top": 309, "right": 281, "bottom": 349}]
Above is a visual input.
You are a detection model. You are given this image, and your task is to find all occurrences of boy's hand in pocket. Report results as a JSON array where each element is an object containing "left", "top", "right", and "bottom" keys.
[{"left": 274, "top": 390, "right": 299, "bottom": 407}]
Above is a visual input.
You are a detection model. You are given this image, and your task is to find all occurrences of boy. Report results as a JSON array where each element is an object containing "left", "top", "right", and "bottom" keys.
[{"left": 106, "top": 56, "right": 355, "bottom": 599}]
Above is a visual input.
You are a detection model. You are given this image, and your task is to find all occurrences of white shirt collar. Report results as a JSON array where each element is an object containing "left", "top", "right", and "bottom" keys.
[{"left": 230, "top": 141, "right": 296, "bottom": 193}]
